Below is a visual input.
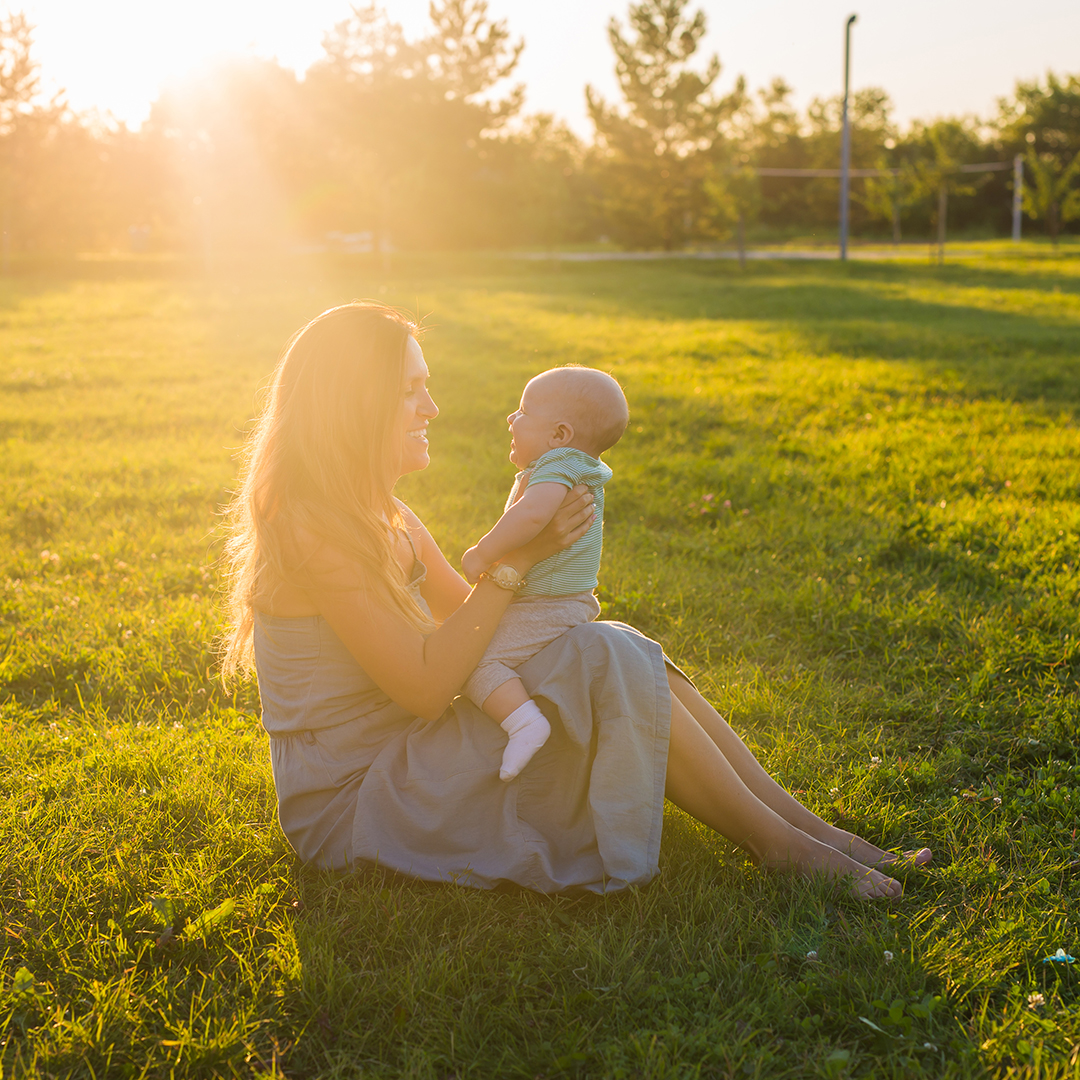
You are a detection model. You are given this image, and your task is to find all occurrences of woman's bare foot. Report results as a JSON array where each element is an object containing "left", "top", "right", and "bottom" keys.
[
  {"left": 876, "top": 847, "right": 932, "bottom": 869},
  {"left": 835, "top": 833, "right": 932, "bottom": 871},
  {"left": 766, "top": 832, "right": 903, "bottom": 900}
]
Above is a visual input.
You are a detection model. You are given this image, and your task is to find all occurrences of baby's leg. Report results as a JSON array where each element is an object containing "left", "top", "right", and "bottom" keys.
[
  {"left": 465, "top": 595, "right": 598, "bottom": 781},
  {"left": 483, "top": 679, "right": 551, "bottom": 782},
  {"left": 464, "top": 661, "right": 552, "bottom": 782}
]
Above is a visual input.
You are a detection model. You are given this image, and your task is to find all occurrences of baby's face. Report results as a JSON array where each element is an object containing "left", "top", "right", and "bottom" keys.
[{"left": 506, "top": 382, "right": 569, "bottom": 468}]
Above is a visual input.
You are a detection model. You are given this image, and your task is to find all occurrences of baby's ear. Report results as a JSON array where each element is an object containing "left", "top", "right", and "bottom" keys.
[{"left": 549, "top": 420, "right": 574, "bottom": 447}]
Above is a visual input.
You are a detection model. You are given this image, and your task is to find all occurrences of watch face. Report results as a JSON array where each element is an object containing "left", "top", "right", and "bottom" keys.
[{"left": 492, "top": 564, "right": 522, "bottom": 589}]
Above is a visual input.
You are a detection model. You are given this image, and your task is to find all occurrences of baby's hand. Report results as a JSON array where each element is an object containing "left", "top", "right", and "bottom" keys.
[{"left": 461, "top": 546, "right": 489, "bottom": 585}]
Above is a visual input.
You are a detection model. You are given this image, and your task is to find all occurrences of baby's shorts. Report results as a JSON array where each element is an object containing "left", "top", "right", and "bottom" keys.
[{"left": 463, "top": 591, "right": 601, "bottom": 709}]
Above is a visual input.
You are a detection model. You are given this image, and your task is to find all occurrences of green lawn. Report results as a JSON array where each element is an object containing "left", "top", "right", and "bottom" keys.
[{"left": 2, "top": 248, "right": 1079, "bottom": 1078}]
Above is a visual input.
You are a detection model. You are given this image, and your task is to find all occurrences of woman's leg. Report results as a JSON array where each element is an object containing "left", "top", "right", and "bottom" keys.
[
  {"left": 665, "top": 691, "right": 902, "bottom": 899},
  {"left": 668, "top": 672, "right": 931, "bottom": 869}
]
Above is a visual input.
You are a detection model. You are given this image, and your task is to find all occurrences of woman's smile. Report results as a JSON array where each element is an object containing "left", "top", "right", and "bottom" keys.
[{"left": 398, "top": 338, "right": 437, "bottom": 475}]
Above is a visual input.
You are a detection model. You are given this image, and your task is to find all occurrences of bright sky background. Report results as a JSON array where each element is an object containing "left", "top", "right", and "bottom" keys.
[{"left": 13, "top": 0, "right": 1080, "bottom": 135}]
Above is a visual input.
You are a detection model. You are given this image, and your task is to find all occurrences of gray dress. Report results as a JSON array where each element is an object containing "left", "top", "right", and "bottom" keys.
[{"left": 253, "top": 558, "right": 672, "bottom": 894}]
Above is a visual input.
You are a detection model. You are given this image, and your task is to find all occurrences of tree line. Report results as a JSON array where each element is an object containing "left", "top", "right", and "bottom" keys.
[{"left": 3, "top": 0, "right": 1080, "bottom": 259}]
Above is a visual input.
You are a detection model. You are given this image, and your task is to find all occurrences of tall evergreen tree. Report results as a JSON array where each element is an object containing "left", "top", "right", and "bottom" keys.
[
  {"left": 586, "top": 0, "right": 744, "bottom": 249},
  {"left": 422, "top": 0, "right": 523, "bottom": 122},
  {"left": 0, "top": 13, "right": 82, "bottom": 260},
  {"left": 307, "top": 0, "right": 524, "bottom": 248}
]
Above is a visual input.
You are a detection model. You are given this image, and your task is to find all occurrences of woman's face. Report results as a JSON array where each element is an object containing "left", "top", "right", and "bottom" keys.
[{"left": 394, "top": 337, "right": 438, "bottom": 479}]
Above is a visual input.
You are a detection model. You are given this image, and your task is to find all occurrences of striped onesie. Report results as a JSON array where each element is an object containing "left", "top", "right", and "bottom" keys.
[{"left": 463, "top": 447, "right": 612, "bottom": 709}]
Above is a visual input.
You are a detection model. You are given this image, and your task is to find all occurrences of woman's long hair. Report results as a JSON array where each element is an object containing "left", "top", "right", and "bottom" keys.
[{"left": 221, "top": 301, "right": 432, "bottom": 677}]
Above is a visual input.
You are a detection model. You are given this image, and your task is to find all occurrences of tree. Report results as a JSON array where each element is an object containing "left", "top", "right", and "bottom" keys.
[
  {"left": 306, "top": 0, "right": 525, "bottom": 249},
  {"left": 422, "top": 0, "right": 523, "bottom": 123},
  {"left": 859, "top": 154, "right": 915, "bottom": 245},
  {"left": 1023, "top": 150, "right": 1080, "bottom": 245},
  {"left": 997, "top": 72, "right": 1080, "bottom": 161},
  {"left": 799, "top": 87, "right": 895, "bottom": 234},
  {"left": 586, "top": 0, "right": 745, "bottom": 249},
  {"left": 142, "top": 58, "right": 311, "bottom": 258},
  {"left": 900, "top": 119, "right": 986, "bottom": 251},
  {"left": 0, "top": 12, "right": 41, "bottom": 266},
  {"left": 0, "top": 14, "right": 118, "bottom": 260},
  {"left": 995, "top": 72, "right": 1080, "bottom": 239},
  {"left": 0, "top": 11, "right": 37, "bottom": 128},
  {"left": 738, "top": 79, "right": 806, "bottom": 231},
  {"left": 501, "top": 114, "right": 592, "bottom": 248}
]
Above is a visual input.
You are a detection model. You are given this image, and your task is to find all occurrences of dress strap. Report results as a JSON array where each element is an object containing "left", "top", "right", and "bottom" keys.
[{"left": 401, "top": 526, "right": 420, "bottom": 561}]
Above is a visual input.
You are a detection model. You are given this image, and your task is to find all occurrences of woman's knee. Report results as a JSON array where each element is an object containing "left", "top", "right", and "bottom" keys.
[{"left": 562, "top": 619, "right": 637, "bottom": 653}]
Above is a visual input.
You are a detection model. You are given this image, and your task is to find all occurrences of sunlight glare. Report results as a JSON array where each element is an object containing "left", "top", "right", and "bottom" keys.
[{"left": 18, "top": 0, "right": 430, "bottom": 125}]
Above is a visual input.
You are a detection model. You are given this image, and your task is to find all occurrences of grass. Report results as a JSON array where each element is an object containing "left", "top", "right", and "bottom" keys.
[{"left": 1, "top": 244, "right": 1079, "bottom": 1078}]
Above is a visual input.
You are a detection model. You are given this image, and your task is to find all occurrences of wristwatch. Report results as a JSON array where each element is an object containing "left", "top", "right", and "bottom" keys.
[{"left": 481, "top": 563, "right": 528, "bottom": 593}]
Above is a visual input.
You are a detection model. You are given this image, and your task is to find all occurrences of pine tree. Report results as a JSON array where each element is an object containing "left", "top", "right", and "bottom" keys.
[{"left": 586, "top": 0, "right": 743, "bottom": 249}]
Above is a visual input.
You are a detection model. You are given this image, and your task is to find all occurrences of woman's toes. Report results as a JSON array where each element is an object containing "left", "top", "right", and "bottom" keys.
[
  {"left": 851, "top": 868, "right": 903, "bottom": 900},
  {"left": 880, "top": 847, "right": 933, "bottom": 869},
  {"left": 851, "top": 838, "right": 928, "bottom": 872},
  {"left": 880, "top": 874, "right": 904, "bottom": 898}
]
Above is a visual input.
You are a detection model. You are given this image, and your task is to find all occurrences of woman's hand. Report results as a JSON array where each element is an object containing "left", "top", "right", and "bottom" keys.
[{"left": 501, "top": 484, "right": 594, "bottom": 573}]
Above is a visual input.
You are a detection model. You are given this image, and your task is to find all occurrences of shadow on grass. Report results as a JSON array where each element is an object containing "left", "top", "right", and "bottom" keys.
[
  {"left": 479, "top": 257, "right": 1080, "bottom": 407},
  {"left": 278, "top": 812, "right": 964, "bottom": 1078}
]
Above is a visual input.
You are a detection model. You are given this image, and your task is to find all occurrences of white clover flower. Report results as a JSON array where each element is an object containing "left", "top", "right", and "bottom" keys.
[
  {"left": 806, "top": 950, "right": 818, "bottom": 961},
  {"left": 870, "top": 756, "right": 881, "bottom": 766},
  {"left": 1027, "top": 992, "right": 1045, "bottom": 1009},
  {"left": 993, "top": 795, "right": 1002, "bottom": 806},
  {"left": 829, "top": 788, "right": 840, "bottom": 797},
  {"left": 883, "top": 950, "right": 894, "bottom": 963}
]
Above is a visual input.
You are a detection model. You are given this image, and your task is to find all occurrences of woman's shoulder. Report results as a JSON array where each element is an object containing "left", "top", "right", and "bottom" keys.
[
  {"left": 268, "top": 522, "right": 371, "bottom": 593},
  {"left": 393, "top": 499, "right": 433, "bottom": 554},
  {"left": 393, "top": 498, "right": 425, "bottom": 531}
]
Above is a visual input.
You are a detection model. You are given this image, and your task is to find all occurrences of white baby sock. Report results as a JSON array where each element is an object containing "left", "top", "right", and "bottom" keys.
[{"left": 499, "top": 700, "right": 551, "bottom": 781}]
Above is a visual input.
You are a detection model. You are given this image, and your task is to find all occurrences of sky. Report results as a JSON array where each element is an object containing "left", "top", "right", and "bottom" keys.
[{"left": 13, "top": 0, "right": 1080, "bottom": 135}]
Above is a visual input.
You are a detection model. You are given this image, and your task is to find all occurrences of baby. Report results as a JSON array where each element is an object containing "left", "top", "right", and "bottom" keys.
[{"left": 461, "top": 365, "right": 629, "bottom": 781}]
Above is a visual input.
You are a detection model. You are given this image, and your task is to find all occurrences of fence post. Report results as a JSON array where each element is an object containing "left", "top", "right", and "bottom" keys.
[
  {"left": 1012, "top": 154, "right": 1023, "bottom": 242},
  {"left": 937, "top": 183, "right": 947, "bottom": 265},
  {"left": 892, "top": 174, "right": 901, "bottom": 248}
]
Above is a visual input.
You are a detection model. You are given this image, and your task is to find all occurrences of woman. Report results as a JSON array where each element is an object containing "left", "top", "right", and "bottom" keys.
[{"left": 223, "top": 302, "right": 927, "bottom": 899}]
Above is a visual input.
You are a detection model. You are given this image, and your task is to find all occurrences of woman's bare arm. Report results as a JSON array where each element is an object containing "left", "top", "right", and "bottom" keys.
[
  {"left": 309, "top": 486, "right": 595, "bottom": 721},
  {"left": 311, "top": 559, "right": 518, "bottom": 722}
]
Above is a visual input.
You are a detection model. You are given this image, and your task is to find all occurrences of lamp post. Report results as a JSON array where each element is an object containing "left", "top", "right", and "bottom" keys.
[{"left": 839, "top": 13, "right": 857, "bottom": 261}]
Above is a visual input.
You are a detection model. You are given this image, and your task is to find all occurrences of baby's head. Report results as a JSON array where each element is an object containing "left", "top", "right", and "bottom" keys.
[{"left": 508, "top": 366, "right": 629, "bottom": 468}]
